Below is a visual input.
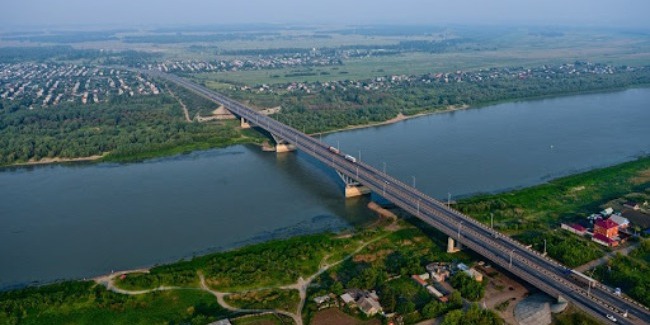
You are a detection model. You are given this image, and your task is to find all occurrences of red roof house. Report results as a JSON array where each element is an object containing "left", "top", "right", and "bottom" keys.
[
  {"left": 592, "top": 233, "right": 619, "bottom": 247},
  {"left": 594, "top": 218, "right": 618, "bottom": 239}
]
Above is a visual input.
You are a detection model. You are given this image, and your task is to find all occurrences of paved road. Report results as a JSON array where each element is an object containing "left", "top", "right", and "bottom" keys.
[{"left": 147, "top": 71, "right": 650, "bottom": 325}]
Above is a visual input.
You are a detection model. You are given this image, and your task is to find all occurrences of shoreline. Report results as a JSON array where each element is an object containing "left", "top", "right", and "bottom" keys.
[
  {"left": 309, "top": 104, "right": 470, "bottom": 137},
  {"left": 12, "top": 154, "right": 107, "bottom": 166}
]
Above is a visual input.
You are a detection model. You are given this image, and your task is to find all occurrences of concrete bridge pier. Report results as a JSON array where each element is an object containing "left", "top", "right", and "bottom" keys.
[
  {"left": 447, "top": 237, "right": 462, "bottom": 253},
  {"left": 240, "top": 117, "right": 252, "bottom": 129},
  {"left": 336, "top": 171, "right": 371, "bottom": 198},
  {"left": 270, "top": 134, "right": 296, "bottom": 153}
]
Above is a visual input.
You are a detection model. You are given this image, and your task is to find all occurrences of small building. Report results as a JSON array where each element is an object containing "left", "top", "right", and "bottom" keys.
[
  {"left": 608, "top": 215, "right": 630, "bottom": 229},
  {"left": 411, "top": 274, "right": 428, "bottom": 287},
  {"left": 465, "top": 268, "right": 484, "bottom": 282},
  {"left": 313, "top": 294, "right": 330, "bottom": 305},
  {"left": 456, "top": 263, "right": 469, "bottom": 272},
  {"left": 592, "top": 233, "right": 619, "bottom": 247},
  {"left": 426, "top": 262, "right": 450, "bottom": 282},
  {"left": 594, "top": 218, "right": 619, "bottom": 239},
  {"left": 358, "top": 297, "right": 383, "bottom": 316},
  {"left": 426, "top": 285, "right": 444, "bottom": 298},
  {"left": 561, "top": 223, "right": 587, "bottom": 235},
  {"left": 418, "top": 273, "right": 431, "bottom": 280},
  {"left": 340, "top": 293, "right": 355, "bottom": 305}
]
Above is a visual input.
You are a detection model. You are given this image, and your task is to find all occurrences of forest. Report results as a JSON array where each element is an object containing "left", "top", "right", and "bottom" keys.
[{"left": 0, "top": 84, "right": 260, "bottom": 166}]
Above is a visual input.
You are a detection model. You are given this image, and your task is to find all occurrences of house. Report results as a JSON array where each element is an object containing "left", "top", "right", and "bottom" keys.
[
  {"left": 340, "top": 293, "right": 355, "bottom": 305},
  {"left": 608, "top": 215, "right": 630, "bottom": 229},
  {"left": 358, "top": 297, "right": 383, "bottom": 316},
  {"left": 594, "top": 218, "right": 619, "bottom": 239},
  {"left": 411, "top": 274, "right": 428, "bottom": 287},
  {"left": 561, "top": 223, "right": 587, "bottom": 235},
  {"left": 592, "top": 233, "right": 619, "bottom": 247}
]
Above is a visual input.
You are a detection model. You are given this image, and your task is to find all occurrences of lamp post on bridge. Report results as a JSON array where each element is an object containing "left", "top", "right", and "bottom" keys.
[
  {"left": 509, "top": 249, "right": 515, "bottom": 268},
  {"left": 447, "top": 192, "right": 452, "bottom": 207},
  {"left": 412, "top": 176, "right": 416, "bottom": 188},
  {"left": 457, "top": 221, "right": 463, "bottom": 239},
  {"left": 417, "top": 199, "right": 421, "bottom": 216}
]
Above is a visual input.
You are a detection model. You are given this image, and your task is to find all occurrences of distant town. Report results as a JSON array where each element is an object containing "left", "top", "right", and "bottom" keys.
[{"left": 0, "top": 63, "right": 160, "bottom": 108}]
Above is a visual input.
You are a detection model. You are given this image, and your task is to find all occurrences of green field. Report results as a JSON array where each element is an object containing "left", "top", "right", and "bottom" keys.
[{"left": 0, "top": 282, "right": 231, "bottom": 325}]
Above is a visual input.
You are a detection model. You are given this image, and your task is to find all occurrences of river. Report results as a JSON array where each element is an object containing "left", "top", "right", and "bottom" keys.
[{"left": 1, "top": 88, "right": 649, "bottom": 289}]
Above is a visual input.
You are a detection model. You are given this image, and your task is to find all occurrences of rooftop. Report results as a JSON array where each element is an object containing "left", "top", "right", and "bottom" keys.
[{"left": 595, "top": 218, "right": 618, "bottom": 230}]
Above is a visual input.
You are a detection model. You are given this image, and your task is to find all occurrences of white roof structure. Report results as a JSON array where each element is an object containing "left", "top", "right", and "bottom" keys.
[
  {"left": 340, "top": 293, "right": 355, "bottom": 304},
  {"left": 609, "top": 215, "right": 630, "bottom": 227}
]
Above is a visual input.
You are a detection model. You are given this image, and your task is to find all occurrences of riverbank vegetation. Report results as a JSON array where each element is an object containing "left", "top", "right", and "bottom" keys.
[
  {"left": 458, "top": 156, "right": 650, "bottom": 267},
  {"left": 224, "top": 289, "right": 300, "bottom": 313},
  {"left": 0, "top": 89, "right": 264, "bottom": 167},
  {"left": 592, "top": 239, "right": 650, "bottom": 307},
  {"left": 203, "top": 64, "right": 650, "bottom": 135},
  {"left": 112, "top": 232, "right": 370, "bottom": 292},
  {"left": 0, "top": 281, "right": 231, "bottom": 325},
  {"left": 440, "top": 304, "right": 502, "bottom": 325}
]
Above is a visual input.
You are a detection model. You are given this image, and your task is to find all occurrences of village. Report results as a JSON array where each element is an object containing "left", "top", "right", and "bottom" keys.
[
  {"left": 229, "top": 61, "right": 641, "bottom": 95},
  {"left": 0, "top": 63, "right": 161, "bottom": 108}
]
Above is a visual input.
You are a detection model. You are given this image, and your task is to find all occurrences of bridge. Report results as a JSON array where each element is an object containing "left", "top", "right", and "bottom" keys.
[{"left": 148, "top": 71, "right": 650, "bottom": 325}]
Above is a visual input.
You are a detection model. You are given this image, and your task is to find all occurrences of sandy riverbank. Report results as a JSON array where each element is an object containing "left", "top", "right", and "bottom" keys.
[
  {"left": 309, "top": 104, "right": 469, "bottom": 136},
  {"left": 12, "top": 154, "right": 106, "bottom": 166}
]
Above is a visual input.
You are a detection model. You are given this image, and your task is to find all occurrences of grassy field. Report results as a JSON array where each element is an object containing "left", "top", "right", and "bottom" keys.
[
  {"left": 225, "top": 289, "right": 300, "bottom": 313},
  {"left": 232, "top": 313, "right": 295, "bottom": 325},
  {"left": 111, "top": 231, "right": 381, "bottom": 293},
  {"left": 0, "top": 282, "right": 230, "bottom": 325}
]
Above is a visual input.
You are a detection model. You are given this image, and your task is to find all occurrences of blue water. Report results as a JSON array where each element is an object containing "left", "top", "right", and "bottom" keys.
[{"left": 1, "top": 88, "right": 649, "bottom": 288}]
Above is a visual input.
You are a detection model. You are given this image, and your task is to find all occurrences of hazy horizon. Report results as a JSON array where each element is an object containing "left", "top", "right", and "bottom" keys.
[{"left": 3, "top": 0, "right": 650, "bottom": 30}]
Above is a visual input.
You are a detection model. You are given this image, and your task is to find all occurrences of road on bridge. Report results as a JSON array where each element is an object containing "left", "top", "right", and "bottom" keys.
[{"left": 146, "top": 70, "right": 650, "bottom": 325}]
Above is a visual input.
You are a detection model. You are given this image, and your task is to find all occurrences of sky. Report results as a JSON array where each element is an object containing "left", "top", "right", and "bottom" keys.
[{"left": 2, "top": 0, "right": 650, "bottom": 29}]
